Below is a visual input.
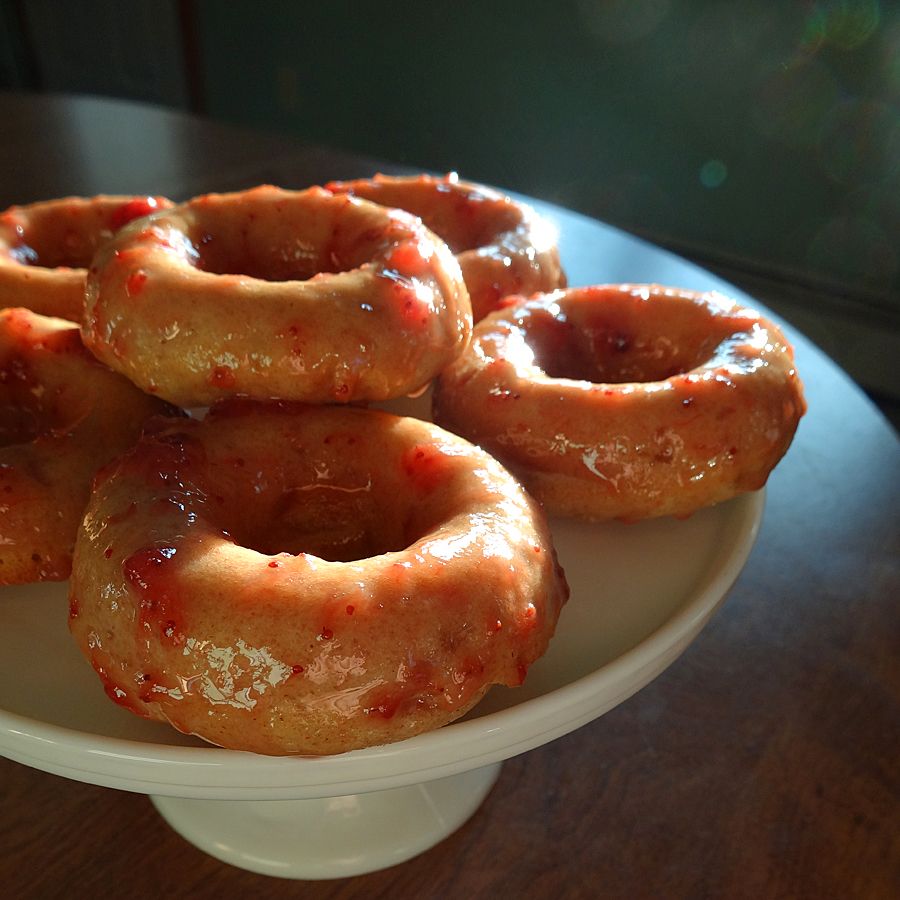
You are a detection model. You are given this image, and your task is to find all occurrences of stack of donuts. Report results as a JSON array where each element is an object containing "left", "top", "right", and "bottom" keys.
[{"left": 0, "top": 173, "right": 805, "bottom": 756}]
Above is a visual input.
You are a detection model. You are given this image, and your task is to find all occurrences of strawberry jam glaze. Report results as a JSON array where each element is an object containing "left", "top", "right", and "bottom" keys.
[
  {"left": 82, "top": 185, "right": 472, "bottom": 408},
  {"left": 434, "top": 284, "right": 806, "bottom": 521},
  {"left": 328, "top": 173, "right": 567, "bottom": 321},
  {"left": 68, "top": 402, "right": 568, "bottom": 756},
  {"left": 0, "top": 307, "right": 180, "bottom": 584},
  {"left": 0, "top": 194, "right": 172, "bottom": 321}
]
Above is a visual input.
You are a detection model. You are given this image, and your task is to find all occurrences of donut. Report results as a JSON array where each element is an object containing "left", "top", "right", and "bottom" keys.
[
  {"left": 68, "top": 401, "right": 568, "bottom": 755},
  {"left": 328, "top": 173, "right": 566, "bottom": 321},
  {"left": 433, "top": 284, "right": 806, "bottom": 521},
  {"left": 0, "top": 307, "right": 180, "bottom": 584},
  {"left": 82, "top": 185, "right": 472, "bottom": 408},
  {"left": 0, "top": 195, "right": 172, "bottom": 321}
]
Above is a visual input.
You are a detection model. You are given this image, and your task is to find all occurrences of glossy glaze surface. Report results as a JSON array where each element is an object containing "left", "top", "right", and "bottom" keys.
[
  {"left": 0, "top": 195, "right": 172, "bottom": 321},
  {"left": 434, "top": 284, "right": 806, "bottom": 520},
  {"left": 82, "top": 186, "right": 472, "bottom": 407},
  {"left": 69, "top": 402, "right": 568, "bottom": 755},
  {"left": 328, "top": 173, "right": 566, "bottom": 321},
  {"left": 0, "top": 307, "right": 180, "bottom": 584}
]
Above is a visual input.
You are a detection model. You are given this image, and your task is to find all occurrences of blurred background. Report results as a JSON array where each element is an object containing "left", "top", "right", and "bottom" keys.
[{"left": 1, "top": 0, "right": 897, "bottom": 417}]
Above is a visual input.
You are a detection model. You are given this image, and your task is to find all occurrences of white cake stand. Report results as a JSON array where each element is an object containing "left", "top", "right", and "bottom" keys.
[{"left": 0, "top": 489, "right": 763, "bottom": 879}]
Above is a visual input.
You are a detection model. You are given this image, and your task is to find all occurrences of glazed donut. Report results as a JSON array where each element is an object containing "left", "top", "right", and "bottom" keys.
[
  {"left": 0, "top": 195, "right": 172, "bottom": 321},
  {"left": 82, "top": 185, "right": 471, "bottom": 408},
  {"left": 433, "top": 284, "right": 806, "bottom": 521},
  {"left": 68, "top": 401, "right": 568, "bottom": 756},
  {"left": 328, "top": 173, "right": 566, "bottom": 321},
  {"left": 0, "top": 307, "right": 179, "bottom": 584}
]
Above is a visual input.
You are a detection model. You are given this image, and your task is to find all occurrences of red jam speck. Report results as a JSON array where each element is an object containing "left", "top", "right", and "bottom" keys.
[
  {"left": 105, "top": 501, "right": 137, "bottom": 526},
  {"left": 401, "top": 443, "right": 451, "bottom": 492},
  {"left": 499, "top": 293, "right": 525, "bottom": 309},
  {"left": 102, "top": 676, "right": 137, "bottom": 710},
  {"left": 125, "top": 270, "right": 148, "bottom": 298},
  {"left": 378, "top": 269, "right": 429, "bottom": 326},
  {"left": 267, "top": 559, "right": 280, "bottom": 568},
  {"left": 123, "top": 544, "right": 184, "bottom": 644},
  {"left": 89, "top": 654, "right": 144, "bottom": 714},
  {"left": 346, "top": 604, "right": 355, "bottom": 616},
  {"left": 138, "top": 674, "right": 160, "bottom": 705},
  {"left": 519, "top": 603, "right": 538, "bottom": 635},
  {"left": 449, "top": 657, "right": 486, "bottom": 702},
  {"left": 291, "top": 664, "right": 305, "bottom": 676},
  {"left": 401, "top": 297, "right": 429, "bottom": 327},
  {"left": 209, "top": 365, "right": 236, "bottom": 389},
  {"left": 363, "top": 660, "right": 437, "bottom": 719},
  {"left": 319, "top": 627, "right": 334, "bottom": 641},
  {"left": 110, "top": 197, "right": 162, "bottom": 231},
  {"left": 385, "top": 240, "right": 431, "bottom": 275}
]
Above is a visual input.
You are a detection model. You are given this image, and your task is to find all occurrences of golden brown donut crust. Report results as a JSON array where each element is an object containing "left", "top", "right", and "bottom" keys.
[
  {"left": 0, "top": 307, "right": 180, "bottom": 584},
  {"left": 0, "top": 195, "right": 172, "bottom": 321},
  {"left": 68, "top": 402, "right": 568, "bottom": 756},
  {"left": 433, "top": 284, "right": 806, "bottom": 521},
  {"left": 328, "top": 173, "right": 566, "bottom": 321},
  {"left": 82, "top": 185, "right": 472, "bottom": 407}
]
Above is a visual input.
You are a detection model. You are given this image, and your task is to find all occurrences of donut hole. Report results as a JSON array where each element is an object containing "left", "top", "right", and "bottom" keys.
[
  {"left": 203, "top": 435, "right": 435, "bottom": 563},
  {"left": 9, "top": 227, "right": 97, "bottom": 269},
  {"left": 225, "top": 485, "right": 412, "bottom": 563},
  {"left": 192, "top": 228, "right": 353, "bottom": 282},
  {"left": 185, "top": 196, "right": 401, "bottom": 282},
  {"left": 4, "top": 202, "right": 126, "bottom": 269},
  {"left": 174, "top": 407, "right": 467, "bottom": 563},
  {"left": 524, "top": 300, "right": 741, "bottom": 384}
]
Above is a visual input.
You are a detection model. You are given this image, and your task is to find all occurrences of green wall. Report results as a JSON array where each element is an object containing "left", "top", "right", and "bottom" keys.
[{"left": 195, "top": 0, "right": 899, "bottom": 308}]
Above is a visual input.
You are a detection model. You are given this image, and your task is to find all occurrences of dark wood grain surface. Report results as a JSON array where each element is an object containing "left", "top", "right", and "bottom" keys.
[{"left": 0, "top": 92, "right": 897, "bottom": 900}]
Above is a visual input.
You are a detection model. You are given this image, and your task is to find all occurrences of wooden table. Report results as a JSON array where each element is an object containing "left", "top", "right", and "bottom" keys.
[{"left": 1, "top": 92, "right": 897, "bottom": 899}]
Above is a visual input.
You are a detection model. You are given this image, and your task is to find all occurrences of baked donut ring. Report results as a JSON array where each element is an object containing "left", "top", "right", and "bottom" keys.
[
  {"left": 82, "top": 185, "right": 471, "bottom": 407},
  {"left": 69, "top": 402, "right": 568, "bottom": 755},
  {"left": 0, "top": 195, "right": 172, "bottom": 321},
  {"left": 328, "top": 173, "right": 566, "bottom": 321},
  {"left": 0, "top": 307, "right": 179, "bottom": 584},
  {"left": 433, "top": 284, "right": 806, "bottom": 521}
]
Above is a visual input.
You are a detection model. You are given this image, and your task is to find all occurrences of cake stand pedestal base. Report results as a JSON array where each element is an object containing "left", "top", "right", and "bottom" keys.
[{"left": 151, "top": 761, "right": 502, "bottom": 879}]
